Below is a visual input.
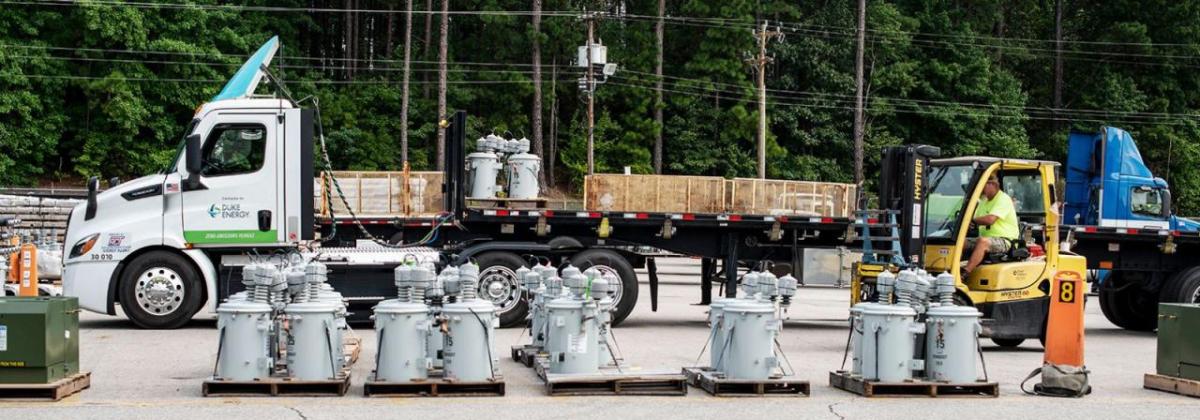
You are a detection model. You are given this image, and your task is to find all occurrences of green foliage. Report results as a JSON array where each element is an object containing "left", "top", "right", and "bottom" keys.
[{"left": 3, "top": 1, "right": 1200, "bottom": 214}]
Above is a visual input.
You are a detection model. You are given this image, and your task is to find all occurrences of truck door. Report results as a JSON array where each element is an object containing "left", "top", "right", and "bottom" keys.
[{"left": 181, "top": 112, "right": 283, "bottom": 246}]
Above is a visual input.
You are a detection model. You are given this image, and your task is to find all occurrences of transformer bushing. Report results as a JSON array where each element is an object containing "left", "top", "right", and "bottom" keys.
[
  {"left": 441, "top": 263, "right": 498, "bottom": 381},
  {"left": 374, "top": 262, "right": 433, "bottom": 382}
]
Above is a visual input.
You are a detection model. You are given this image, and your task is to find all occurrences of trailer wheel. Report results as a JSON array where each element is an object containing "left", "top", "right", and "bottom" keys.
[
  {"left": 1161, "top": 265, "right": 1200, "bottom": 304},
  {"left": 118, "top": 251, "right": 203, "bottom": 329},
  {"left": 570, "top": 249, "right": 639, "bottom": 326},
  {"left": 473, "top": 251, "right": 530, "bottom": 328},
  {"left": 1097, "top": 272, "right": 1158, "bottom": 331}
]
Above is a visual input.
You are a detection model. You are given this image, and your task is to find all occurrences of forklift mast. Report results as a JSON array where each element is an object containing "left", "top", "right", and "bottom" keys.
[{"left": 878, "top": 145, "right": 941, "bottom": 266}]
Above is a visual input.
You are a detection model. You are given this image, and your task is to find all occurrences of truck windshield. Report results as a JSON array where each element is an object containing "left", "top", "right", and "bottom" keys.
[{"left": 925, "top": 164, "right": 974, "bottom": 239}]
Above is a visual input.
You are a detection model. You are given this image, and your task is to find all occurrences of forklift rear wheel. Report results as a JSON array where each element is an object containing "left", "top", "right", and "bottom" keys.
[
  {"left": 473, "top": 251, "right": 530, "bottom": 328},
  {"left": 118, "top": 251, "right": 203, "bottom": 329},
  {"left": 570, "top": 249, "right": 639, "bottom": 326},
  {"left": 991, "top": 337, "right": 1025, "bottom": 348}
]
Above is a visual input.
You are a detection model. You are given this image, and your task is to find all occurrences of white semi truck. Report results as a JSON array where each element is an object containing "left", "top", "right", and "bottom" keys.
[{"left": 62, "top": 37, "right": 863, "bottom": 329}]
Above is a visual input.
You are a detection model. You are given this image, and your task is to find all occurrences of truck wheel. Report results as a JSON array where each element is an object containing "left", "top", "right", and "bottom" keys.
[
  {"left": 473, "top": 251, "right": 529, "bottom": 328},
  {"left": 118, "top": 251, "right": 203, "bottom": 329},
  {"left": 1097, "top": 273, "right": 1157, "bottom": 331},
  {"left": 1161, "top": 266, "right": 1200, "bottom": 304},
  {"left": 570, "top": 249, "right": 639, "bottom": 326},
  {"left": 991, "top": 338, "right": 1025, "bottom": 348}
]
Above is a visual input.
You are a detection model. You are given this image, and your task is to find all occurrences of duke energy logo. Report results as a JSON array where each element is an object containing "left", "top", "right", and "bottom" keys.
[{"left": 208, "top": 203, "right": 250, "bottom": 219}]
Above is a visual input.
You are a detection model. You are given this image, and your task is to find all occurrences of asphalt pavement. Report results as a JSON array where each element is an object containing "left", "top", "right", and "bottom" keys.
[{"left": 0, "top": 257, "right": 1190, "bottom": 419}]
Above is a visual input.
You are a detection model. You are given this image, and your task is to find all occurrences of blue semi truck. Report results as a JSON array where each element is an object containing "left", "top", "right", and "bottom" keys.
[{"left": 1063, "top": 127, "right": 1200, "bottom": 330}]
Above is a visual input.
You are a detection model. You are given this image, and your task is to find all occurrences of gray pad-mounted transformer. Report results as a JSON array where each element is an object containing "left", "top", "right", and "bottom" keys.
[{"left": 440, "top": 262, "right": 499, "bottom": 381}]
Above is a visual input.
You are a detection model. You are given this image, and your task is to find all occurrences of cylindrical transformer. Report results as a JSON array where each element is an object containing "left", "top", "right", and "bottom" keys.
[
  {"left": 441, "top": 299, "right": 497, "bottom": 381},
  {"left": 708, "top": 298, "right": 730, "bottom": 371},
  {"left": 466, "top": 151, "right": 501, "bottom": 199},
  {"left": 924, "top": 305, "right": 982, "bottom": 383},
  {"left": 860, "top": 303, "right": 919, "bottom": 382},
  {"left": 215, "top": 300, "right": 273, "bottom": 381},
  {"left": 285, "top": 300, "right": 342, "bottom": 380},
  {"left": 374, "top": 299, "right": 431, "bottom": 381},
  {"left": 506, "top": 152, "right": 541, "bottom": 199},
  {"left": 721, "top": 298, "right": 779, "bottom": 380},
  {"left": 545, "top": 298, "right": 600, "bottom": 374}
]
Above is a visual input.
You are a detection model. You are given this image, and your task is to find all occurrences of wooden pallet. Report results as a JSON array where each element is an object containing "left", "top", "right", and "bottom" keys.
[
  {"left": 828, "top": 371, "right": 998, "bottom": 398},
  {"left": 682, "top": 367, "right": 809, "bottom": 397},
  {"left": 510, "top": 345, "right": 542, "bottom": 367},
  {"left": 202, "top": 374, "right": 351, "bottom": 397},
  {"left": 364, "top": 375, "right": 505, "bottom": 397},
  {"left": 1144, "top": 373, "right": 1200, "bottom": 398},
  {"left": 0, "top": 372, "right": 91, "bottom": 401},
  {"left": 534, "top": 358, "right": 686, "bottom": 396}
]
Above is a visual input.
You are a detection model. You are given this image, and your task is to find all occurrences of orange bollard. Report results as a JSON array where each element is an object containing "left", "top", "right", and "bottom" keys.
[
  {"left": 1044, "top": 270, "right": 1086, "bottom": 366},
  {"left": 1021, "top": 269, "right": 1091, "bottom": 397},
  {"left": 17, "top": 243, "right": 38, "bottom": 297}
]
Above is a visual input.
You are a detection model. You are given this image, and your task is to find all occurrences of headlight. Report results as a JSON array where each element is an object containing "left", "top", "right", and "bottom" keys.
[{"left": 70, "top": 233, "right": 100, "bottom": 258}]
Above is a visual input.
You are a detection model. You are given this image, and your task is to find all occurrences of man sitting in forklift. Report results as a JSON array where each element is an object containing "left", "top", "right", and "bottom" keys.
[{"left": 964, "top": 174, "right": 1020, "bottom": 275}]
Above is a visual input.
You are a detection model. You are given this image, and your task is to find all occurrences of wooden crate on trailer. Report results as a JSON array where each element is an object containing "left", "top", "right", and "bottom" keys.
[
  {"left": 726, "top": 178, "right": 856, "bottom": 218},
  {"left": 584, "top": 174, "right": 725, "bottom": 214},
  {"left": 317, "top": 171, "right": 444, "bottom": 218}
]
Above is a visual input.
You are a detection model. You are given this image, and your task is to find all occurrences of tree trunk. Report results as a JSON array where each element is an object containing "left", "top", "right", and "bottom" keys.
[
  {"left": 386, "top": 3, "right": 395, "bottom": 62},
  {"left": 654, "top": 0, "right": 664, "bottom": 174},
  {"left": 344, "top": 0, "right": 353, "bottom": 79},
  {"left": 1053, "top": 0, "right": 1064, "bottom": 130},
  {"left": 532, "top": 0, "right": 545, "bottom": 183},
  {"left": 423, "top": 0, "right": 433, "bottom": 98},
  {"left": 436, "top": 0, "right": 449, "bottom": 171},
  {"left": 401, "top": 0, "right": 413, "bottom": 164},
  {"left": 548, "top": 56, "right": 558, "bottom": 187}
]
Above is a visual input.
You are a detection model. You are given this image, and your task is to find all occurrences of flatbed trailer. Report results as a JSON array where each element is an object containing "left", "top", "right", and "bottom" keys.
[{"left": 311, "top": 111, "right": 861, "bottom": 326}]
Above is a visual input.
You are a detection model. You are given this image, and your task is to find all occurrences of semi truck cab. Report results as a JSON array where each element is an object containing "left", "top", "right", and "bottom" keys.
[
  {"left": 62, "top": 37, "right": 317, "bottom": 328},
  {"left": 1064, "top": 126, "right": 1200, "bottom": 231}
]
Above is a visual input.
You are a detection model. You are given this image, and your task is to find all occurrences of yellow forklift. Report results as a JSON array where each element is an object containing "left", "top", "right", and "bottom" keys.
[{"left": 853, "top": 146, "right": 1087, "bottom": 347}]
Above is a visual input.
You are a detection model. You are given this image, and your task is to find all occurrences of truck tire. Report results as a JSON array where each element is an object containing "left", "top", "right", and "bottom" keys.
[
  {"left": 118, "top": 251, "right": 204, "bottom": 329},
  {"left": 570, "top": 249, "right": 639, "bottom": 326},
  {"left": 1097, "top": 272, "right": 1157, "bottom": 331},
  {"left": 473, "top": 251, "right": 530, "bottom": 328},
  {"left": 1161, "top": 265, "right": 1200, "bottom": 304}
]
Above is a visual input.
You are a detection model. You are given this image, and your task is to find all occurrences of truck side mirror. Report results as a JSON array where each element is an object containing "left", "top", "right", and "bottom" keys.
[
  {"left": 1162, "top": 189, "right": 1173, "bottom": 219},
  {"left": 185, "top": 134, "right": 202, "bottom": 190},
  {"left": 185, "top": 134, "right": 202, "bottom": 175}
]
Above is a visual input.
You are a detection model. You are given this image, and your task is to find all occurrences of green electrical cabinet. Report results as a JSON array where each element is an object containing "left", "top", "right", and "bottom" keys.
[
  {"left": 1157, "top": 303, "right": 1200, "bottom": 381},
  {"left": 0, "top": 297, "right": 80, "bottom": 384}
]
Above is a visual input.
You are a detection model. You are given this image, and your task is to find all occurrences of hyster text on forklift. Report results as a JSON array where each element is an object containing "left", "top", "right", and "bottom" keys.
[{"left": 60, "top": 37, "right": 864, "bottom": 329}]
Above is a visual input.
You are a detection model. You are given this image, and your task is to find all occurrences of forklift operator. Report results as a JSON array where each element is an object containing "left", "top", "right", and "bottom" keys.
[{"left": 964, "top": 174, "right": 1019, "bottom": 275}]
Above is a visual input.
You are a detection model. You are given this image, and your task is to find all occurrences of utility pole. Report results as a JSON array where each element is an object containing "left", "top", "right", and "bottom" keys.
[
  {"left": 750, "top": 21, "right": 782, "bottom": 179},
  {"left": 532, "top": 0, "right": 545, "bottom": 183},
  {"left": 436, "top": 0, "right": 448, "bottom": 170},
  {"left": 585, "top": 12, "right": 596, "bottom": 175},
  {"left": 853, "top": 0, "right": 866, "bottom": 185},
  {"left": 400, "top": 0, "right": 412, "bottom": 163}
]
